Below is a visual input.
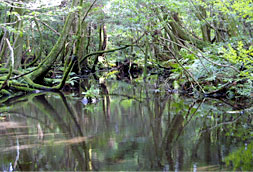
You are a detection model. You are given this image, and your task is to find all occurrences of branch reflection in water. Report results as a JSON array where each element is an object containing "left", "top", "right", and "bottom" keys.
[{"left": 0, "top": 79, "right": 251, "bottom": 171}]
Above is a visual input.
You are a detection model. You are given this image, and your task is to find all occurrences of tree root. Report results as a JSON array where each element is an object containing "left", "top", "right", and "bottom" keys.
[{"left": 0, "top": 55, "right": 76, "bottom": 96}]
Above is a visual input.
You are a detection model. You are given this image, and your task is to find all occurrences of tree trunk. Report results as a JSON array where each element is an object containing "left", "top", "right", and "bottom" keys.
[
  {"left": 156, "top": 8, "right": 207, "bottom": 50},
  {"left": 92, "top": 23, "right": 107, "bottom": 72},
  {"left": 28, "top": 0, "right": 78, "bottom": 82},
  {"left": 195, "top": 6, "right": 211, "bottom": 42},
  {"left": 12, "top": 6, "right": 24, "bottom": 69}
]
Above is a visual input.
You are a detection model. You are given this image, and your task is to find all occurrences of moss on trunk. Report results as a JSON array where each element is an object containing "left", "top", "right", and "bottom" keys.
[{"left": 28, "top": 0, "right": 78, "bottom": 82}]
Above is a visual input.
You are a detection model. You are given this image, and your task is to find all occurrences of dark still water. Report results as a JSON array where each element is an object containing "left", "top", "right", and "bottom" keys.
[{"left": 0, "top": 79, "right": 252, "bottom": 171}]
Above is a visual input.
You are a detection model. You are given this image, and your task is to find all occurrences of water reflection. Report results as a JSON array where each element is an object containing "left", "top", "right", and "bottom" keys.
[{"left": 0, "top": 79, "right": 252, "bottom": 171}]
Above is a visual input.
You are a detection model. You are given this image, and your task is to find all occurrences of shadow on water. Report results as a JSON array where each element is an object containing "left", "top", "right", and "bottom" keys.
[{"left": 0, "top": 78, "right": 252, "bottom": 171}]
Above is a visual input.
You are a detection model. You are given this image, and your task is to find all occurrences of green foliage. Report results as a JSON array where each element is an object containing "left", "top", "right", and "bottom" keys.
[
  {"left": 82, "top": 85, "right": 100, "bottom": 98},
  {"left": 0, "top": 0, "right": 252, "bottom": 99},
  {"left": 120, "top": 99, "right": 133, "bottom": 110},
  {"left": 223, "top": 41, "right": 253, "bottom": 64},
  {"left": 180, "top": 39, "right": 252, "bottom": 96},
  {"left": 222, "top": 41, "right": 253, "bottom": 80},
  {"left": 224, "top": 142, "right": 253, "bottom": 171},
  {"left": 193, "top": 0, "right": 253, "bottom": 18},
  {"left": 180, "top": 48, "right": 196, "bottom": 61},
  {"left": 66, "top": 76, "right": 79, "bottom": 86},
  {"left": 236, "top": 80, "right": 252, "bottom": 97}
]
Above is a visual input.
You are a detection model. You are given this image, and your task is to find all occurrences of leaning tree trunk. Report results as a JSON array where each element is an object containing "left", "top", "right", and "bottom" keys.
[
  {"left": 28, "top": 0, "right": 78, "bottom": 83},
  {"left": 155, "top": 8, "right": 207, "bottom": 50}
]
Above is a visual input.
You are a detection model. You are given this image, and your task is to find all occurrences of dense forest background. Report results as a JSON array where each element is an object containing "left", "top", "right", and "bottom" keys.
[
  {"left": 0, "top": 0, "right": 252, "bottom": 98},
  {"left": 0, "top": 0, "right": 252, "bottom": 171}
]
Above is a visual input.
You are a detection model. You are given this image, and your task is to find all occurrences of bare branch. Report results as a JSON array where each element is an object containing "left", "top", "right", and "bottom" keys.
[
  {"left": 35, "top": 18, "right": 60, "bottom": 36},
  {"left": 81, "top": 0, "right": 98, "bottom": 24},
  {"left": 5, "top": 38, "right": 14, "bottom": 68}
]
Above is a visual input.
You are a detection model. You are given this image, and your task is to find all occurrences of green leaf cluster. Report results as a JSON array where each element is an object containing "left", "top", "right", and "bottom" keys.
[
  {"left": 222, "top": 41, "right": 253, "bottom": 79},
  {"left": 224, "top": 142, "right": 253, "bottom": 171}
]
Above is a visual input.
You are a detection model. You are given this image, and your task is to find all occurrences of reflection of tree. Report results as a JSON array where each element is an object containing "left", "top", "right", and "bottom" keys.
[
  {"left": 191, "top": 120, "right": 211, "bottom": 164},
  {"left": 100, "top": 82, "right": 111, "bottom": 122},
  {"left": 143, "top": 80, "right": 207, "bottom": 170},
  {"left": 0, "top": 81, "right": 251, "bottom": 171},
  {"left": 0, "top": 94, "right": 38, "bottom": 171},
  {"left": 0, "top": 92, "right": 92, "bottom": 171},
  {"left": 32, "top": 94, "right": 90, "bottom": 171},
  {"left": 145, "top": 84, "right": 169, "bottom": 169}
]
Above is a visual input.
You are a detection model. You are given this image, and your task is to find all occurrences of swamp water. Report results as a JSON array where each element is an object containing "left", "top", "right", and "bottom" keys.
[{"left": 0, "top": 79, "right": 252, "bottom": 171}]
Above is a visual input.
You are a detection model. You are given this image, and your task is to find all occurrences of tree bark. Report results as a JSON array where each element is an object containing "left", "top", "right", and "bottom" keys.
[
  {"left": 28, "top": 0, "right": 78, "bottom": 82},
  {"left": 155, "top": 8, "right": 207, "bottom": 50},
  {"left": 13, "top": 6, "right": 24, "bottom": 69},
  {"left": 195, "top": 6, "right": 211, "bottom": 42}
]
